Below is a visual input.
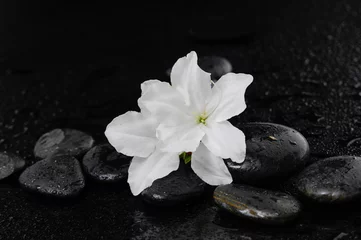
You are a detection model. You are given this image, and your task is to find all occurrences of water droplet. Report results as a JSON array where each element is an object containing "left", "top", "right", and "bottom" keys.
[
  {"left": 289, "top": 140, "right": 297, "bottom": 145},
  {"left": 268, "top": 136, "right": 277, "bottom": 141}
]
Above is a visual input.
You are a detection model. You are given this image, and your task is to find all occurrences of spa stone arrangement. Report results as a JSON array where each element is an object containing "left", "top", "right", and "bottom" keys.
[
  {"left": 1, "top": 54, "right": 361, "bottom": 239},
  {"left": 4, "top": 122, "right": 360, "bottom": 224}
]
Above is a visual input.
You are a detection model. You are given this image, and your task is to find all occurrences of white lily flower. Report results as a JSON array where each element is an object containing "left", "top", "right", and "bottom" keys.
[
  {"left": 139, "top": 51, "right": 253, "bottom": 185},
  {"left": 105, "top": 51, "right": 253, "bottom": 196}
]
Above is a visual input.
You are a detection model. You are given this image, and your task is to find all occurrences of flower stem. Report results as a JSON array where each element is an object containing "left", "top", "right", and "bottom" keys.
[{"left": 180, "top": 152, "right": 192, "bottom": 164}]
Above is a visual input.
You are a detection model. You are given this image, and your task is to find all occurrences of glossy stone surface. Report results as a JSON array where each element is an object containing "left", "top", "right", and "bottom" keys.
[
  {"left": 226, "top": 122, "right": 309, "bottom": 185},
  {"left": 141, "top": 162, "right": 206, "bottom": 206},
  {"left": 198, "top": 56, "right": 232, "bottom": 81},
  {"left": 290, "top": 156, "right": 361, "bottom": 203},
  {"left": 165, "top": 56, "right": 232, "bottom": 81},
  {"left": 82, "top": 143, "right": 131, "bottom": 182},
  {"left": 34, "top": 128, "right": 94, "bottom": 159},
  {"left": 19, "top": 155, "right": 85, "bottom": 197},
  {"left": 214, "top": 184, "right": 301, "bottom": 224},
  {"left": 0, "top": 152, "right": 25, "bottom": 180}
]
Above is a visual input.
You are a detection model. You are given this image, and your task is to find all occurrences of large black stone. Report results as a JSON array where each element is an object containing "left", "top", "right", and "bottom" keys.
[
  {"left": 0, "top": 152, "right": 25, "bottom": 180},
  {"left": 165, "top": 56, "right": 232, "bottom": 82},
  {"left": 198, "top": 56, "right": 232, "bottom": 81},
  {"left": 290, "top": 156, "right": 361, "bottom": 203},
  {"left": 214, "top": 184, "right": 301, "bottom": 225},
  {"left": 82, "top": 144, "right": 131, "bottom": 182},
  {"left": 141, "top": 162, "right": 206, "bottom": 206},
  {"left": 226, "top": 122, "right": 309, "bottom": 185},
  {"left": 34, "top": 128, "right": 94, "bottom": 159},
  {"left": 19, "top": 155, "right": 85, "bottom": 197}
]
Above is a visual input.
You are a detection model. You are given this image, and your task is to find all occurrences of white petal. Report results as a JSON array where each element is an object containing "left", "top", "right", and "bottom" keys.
[
  {"left": 207, "top": 73, "right": 253, "bottom": 123},
  {"left": 191, "top": 143, "right": 232, "bottom": 185},
  {"left": 138, "top": 80, "right": 189, "bottom": 123},
  {"left": 202, "top": 121, "right": 246, "bottom": 163},
  {"left": 105, "top": 111, "right": 158, "bottom": 158},
  {"left": 170, "top": 51, "right": 212, "bottom": 113},
  {"left": 156, "top": 120, "right": 205, "bottom": 153},
  {"left": 127, "top": 149, "right": 180, "bottom": 196}
]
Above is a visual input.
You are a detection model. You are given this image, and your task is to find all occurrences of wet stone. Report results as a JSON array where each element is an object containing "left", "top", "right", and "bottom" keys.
[
  {"left": 34, "top": 128, "right": 94, "bottom": 159},
  {"left": 141, "top": 162, "right": 206, "bottom": 206},
  {"left": 290, "top": 156, "right": 361, "bottom": 203},
  {"left": 19, "top": 155, "right": 85, "bottom": 197},
  {"left": 226, "top": 122, "right": 309, "bottom": 185},
  {"left": 165, "top": 56, "right": 232, "bottom": 82},
  {"left": 0, "top": 152, "right": 26, "bottom": 180},
  {"left": 214, "top": 184, "right": 301, "bottom": 225},
  {"left": 198, "top": 56, "right": 232, "bottom": 81},
  {"left": 82, "top": 144, "right": 131, "bottom": 182}
]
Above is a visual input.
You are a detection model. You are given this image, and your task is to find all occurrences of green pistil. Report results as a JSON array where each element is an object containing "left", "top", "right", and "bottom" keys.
[{"left": 198, "top": 115, "right": 207, "bottom": 125}]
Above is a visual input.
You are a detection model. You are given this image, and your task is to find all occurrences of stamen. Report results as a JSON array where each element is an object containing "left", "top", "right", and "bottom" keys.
[{"left": 197, "top": 114, "right": 208, "bottom": 125}]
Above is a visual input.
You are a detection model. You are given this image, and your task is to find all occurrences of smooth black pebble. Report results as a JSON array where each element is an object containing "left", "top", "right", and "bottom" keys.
[
  {"left": 165, "top": 56, "right": 232, "bottom": 81},
  {"left": 34, "top": 128, "right": 94, "bottom": 159},
  {"left": 290, "top": 156, "right": 361, "bottom": 203},
  {"left": 214, "top": 184, "right": 301, "bottom": 225},
  {"left": 82, "top": 144, "right": 131, "bottom": 182},
  {"left": 198, "top": 56, "right": 232, "bottom": 81},
  {"left": 0, "top": 152, "right": 26, "bottom": 180},
  {"left": 141, "top": 162, "right": 206, "bottom": 206},
  {"left": 19, "top": 155, "right": 85, "bottom": 197},
  {"left": 226, "top": 122, "right": 309, "bottom": 185}
]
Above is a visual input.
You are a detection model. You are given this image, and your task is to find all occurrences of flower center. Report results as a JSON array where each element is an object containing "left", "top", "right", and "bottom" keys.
[{"left": 197, "top": 113, "right": 208, "bottom": 125}]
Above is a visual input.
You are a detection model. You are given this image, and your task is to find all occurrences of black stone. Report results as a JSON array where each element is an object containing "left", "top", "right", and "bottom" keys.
[
  {"left": 198, "top": 56, "right": 232, "bottom": 81},
  {"left": 290, "top": 156, "right": 361, "bottom": 203},
  {"left": 226, "top": 122, "right": 309, "bottom": 185},
  {"left": 19, "top": 155, "right": 85, "bottom": 197},
  {"left": 34, "top": 128, "right": 94, "bottom": 159},
  {"left": 82, "top": 144, "right": 131, "bottom": 182},
  {"left": 165, "top": 56, "right": 232, "bottom": 81},
  {"left": 141, "top": 162, "right": 206, "bottom": 206},
  {"left": 214, "top": 184, "right": 301, "bottom": 225},
  {"left": 0, "top": 152, "right": 26, "bottom": 180}
]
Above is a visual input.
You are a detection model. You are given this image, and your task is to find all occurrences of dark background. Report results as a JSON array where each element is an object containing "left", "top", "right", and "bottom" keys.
[{"left": 1, "top": 1, "right": 361, "bottom": 239}]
